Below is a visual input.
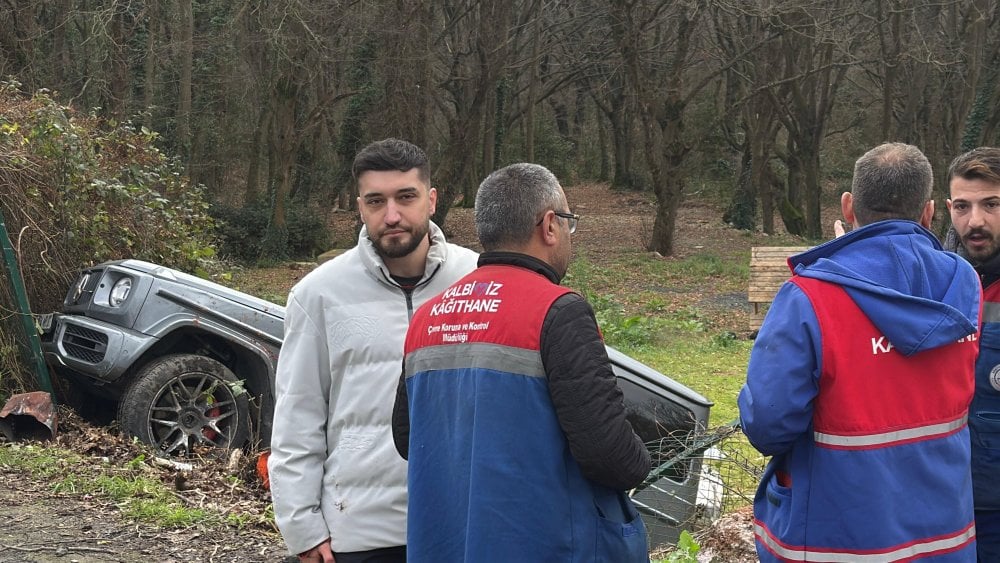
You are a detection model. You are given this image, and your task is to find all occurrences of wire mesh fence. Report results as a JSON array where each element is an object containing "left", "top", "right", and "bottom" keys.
[{"left": 634, "top": 421, "right": 765, "bottom": 552}]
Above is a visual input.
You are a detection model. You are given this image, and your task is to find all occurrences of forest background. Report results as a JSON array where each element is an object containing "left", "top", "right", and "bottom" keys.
[
  {"left": 2, "top": 0, "right": 1000, "bottom": 393},
  {"left": 0, "top": 3, "right": 997, "bottom": 557}
]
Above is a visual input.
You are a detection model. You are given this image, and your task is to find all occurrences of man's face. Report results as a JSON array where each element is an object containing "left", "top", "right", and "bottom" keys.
[
  {"left": 357, "top": 168, "right": 436, "bottom": 260},
  {"left": 948, "top": 176, "right": 1000, "bottom": 263}
]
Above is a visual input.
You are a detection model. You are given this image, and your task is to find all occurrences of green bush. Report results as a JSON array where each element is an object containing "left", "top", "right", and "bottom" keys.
[
  {"left": 0, "top": 81, "right": 217, "bottom": 277},
  {"left": 211, "top": 201, "right": 331, "bottom": 264},
  {"left": 210, "top": 204, "right": 270, "bottom": 262}
]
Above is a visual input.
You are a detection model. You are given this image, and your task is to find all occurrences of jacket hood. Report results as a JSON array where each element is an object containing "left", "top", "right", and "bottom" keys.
[
  {"left": 358, "top": 221, "right": 448, "bottom": 286},
  {"left": 789, "top": 220, "right": 979, "bottom": 356}
]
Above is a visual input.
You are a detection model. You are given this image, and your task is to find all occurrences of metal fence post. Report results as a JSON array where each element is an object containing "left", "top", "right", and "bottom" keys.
[{"left": 0, "top": 205, "right": 54, "bottom": 396}]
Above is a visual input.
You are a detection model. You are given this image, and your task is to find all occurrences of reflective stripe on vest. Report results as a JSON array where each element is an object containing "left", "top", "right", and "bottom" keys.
[
  {"left": 984, "top": 300, "right": 1000, "bottom": 323},
  {"left": 755, "top": 521, "right": 976, "bottom": 562},
  {"left": 405, "top": 342, "right": 545, "bottom": 379},
  {"left": 813, "top": 413, "right": 968, "bottom": 449}
]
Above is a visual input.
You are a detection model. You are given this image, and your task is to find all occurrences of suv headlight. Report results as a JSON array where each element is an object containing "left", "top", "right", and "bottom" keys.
[{"left": 109, "top": 277, "right": 133, "bottom": 307}]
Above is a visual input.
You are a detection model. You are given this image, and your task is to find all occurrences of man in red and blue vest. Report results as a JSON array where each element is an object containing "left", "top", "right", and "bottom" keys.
[
  {"left": 740, "top": 142, "right": 981, "bottom": 562},
  {"left": 392, "top": 163, "right": 651, "bottom": 562},
  {"left": 945, "top": 147, "right": 1000, "bottom": 562}
]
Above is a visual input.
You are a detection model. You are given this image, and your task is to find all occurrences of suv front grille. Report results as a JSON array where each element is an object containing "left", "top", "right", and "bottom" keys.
[{"left": 63, "top": 324, "right": 109, "bottom": 364}]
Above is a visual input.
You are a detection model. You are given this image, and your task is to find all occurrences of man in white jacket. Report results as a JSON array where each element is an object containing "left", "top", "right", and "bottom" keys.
[{"left": 268, "top": 138, "right": 478, "bottom": 563}]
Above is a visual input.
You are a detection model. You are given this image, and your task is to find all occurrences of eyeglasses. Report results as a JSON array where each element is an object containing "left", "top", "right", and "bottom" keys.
[
  {"left": 554, "top": 211, "right": 580, "bottom": 234},
  {"left": 536, "top": 210, "right": 580, "bottom": 234}
]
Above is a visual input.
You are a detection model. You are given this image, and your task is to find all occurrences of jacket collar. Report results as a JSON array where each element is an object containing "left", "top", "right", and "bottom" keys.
[{"left": 477, "top": 251, "right": 561, "bottom": 284}]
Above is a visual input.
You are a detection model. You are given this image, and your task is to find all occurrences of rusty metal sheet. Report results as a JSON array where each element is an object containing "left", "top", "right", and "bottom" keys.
[{"left": 0, "top": 391, "right": 57, "bottom": 441}]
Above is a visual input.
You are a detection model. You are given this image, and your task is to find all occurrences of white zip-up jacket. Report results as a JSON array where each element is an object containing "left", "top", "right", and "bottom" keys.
[{"left": 268, "top": 222, "right": 478, "bottom": 555}]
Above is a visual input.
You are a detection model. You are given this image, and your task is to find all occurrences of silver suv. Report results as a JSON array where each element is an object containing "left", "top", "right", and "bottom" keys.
[
  {"left": 40, "top": 260, "right": 283, "bottom": 455},
  {"left": 40, "top": 259, "right": 713, "bottom": 546}
]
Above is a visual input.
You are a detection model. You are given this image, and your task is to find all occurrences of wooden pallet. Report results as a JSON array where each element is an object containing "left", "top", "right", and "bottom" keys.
[{"left": 748, "top": 246, "right": 810, "bottom": 331}]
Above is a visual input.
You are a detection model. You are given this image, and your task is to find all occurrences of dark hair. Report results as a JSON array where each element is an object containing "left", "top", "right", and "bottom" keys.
[
  {"left": 351, "top": 138, "right": 430, "bottom": 184},
  {"left": 475, "top": 163, "right": 563, "bottom": 251},
  {"left": 947, "top": 147, "right": 1000, "bottom": 185},
  {"left": 851, "top": 142, "right": 932, "bottom": 226}
]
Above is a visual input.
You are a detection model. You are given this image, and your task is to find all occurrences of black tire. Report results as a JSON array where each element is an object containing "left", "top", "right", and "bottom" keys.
[{"left": 118, "top": 354, "right": 250, "bottom": 456}]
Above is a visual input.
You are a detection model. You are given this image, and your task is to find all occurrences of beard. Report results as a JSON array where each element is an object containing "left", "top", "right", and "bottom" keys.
[
  {"left": 962, "top": 228, "right": 1000, "bottom": 263},
  {"left": 370, "top": 221, "right": 430, "bottom": 259}
]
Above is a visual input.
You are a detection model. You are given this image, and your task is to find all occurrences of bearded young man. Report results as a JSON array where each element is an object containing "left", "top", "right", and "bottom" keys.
[
  {"left": 945, "top": 147, "right": 1000, "bottom": 563},
  {"left": 268, "top": 138, "right": 478, "bottom": 563}
]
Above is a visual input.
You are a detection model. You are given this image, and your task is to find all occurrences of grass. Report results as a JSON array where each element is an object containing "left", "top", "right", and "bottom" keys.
[
  {"left": 0, "top": 444, "right": 217, "bottom": 527},
  {"left": 565, "top": 254, "right": 752, "bottom": 427}
]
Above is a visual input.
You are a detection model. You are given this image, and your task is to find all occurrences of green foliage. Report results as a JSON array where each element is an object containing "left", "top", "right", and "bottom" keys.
[
  {"left": 653, "top": 530, "right": 701, "bottom": 563},
  {"left": 259, "top": 223, "right": 290, "bottom": 266},
  {"left": 0, "top": 82, "right": 222, "bottom": 395},
  {"left": 0, "top": 444, "right": 68, "bottom": 479},
  {"left": 211, "top": 201, "right": 330, "bottom": 264},
  {"left": 589, "top": 293, "right": 665, "bottom": 350},
  {"left": 211, "top": 203, "right": 269, "bottom": 262},
  {"left": 332, "top": 36, "right": 382, "bottom": 200},
  {"left": 126, "top": 454, "right": 147, "bottom": 470},
  {"left": 94, "top": 474, "right": 210, "bottom": 525},
  {"left": 671, "top": 253, "right": 749, "bottom": 283},
  {"left": 963, "top": 62, "right": 1000, "bottom": 152},
  {"left": 0, "top": 82, "right": 217, "bottom": 274}
]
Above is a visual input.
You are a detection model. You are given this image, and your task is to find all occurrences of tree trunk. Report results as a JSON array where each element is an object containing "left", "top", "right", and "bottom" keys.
[
  {"left": 524, "top": 0, "right": 542, "bottom": 161},
  {"left": 177, "top": 0, "right": 194, "bottom": 157},
  {"left": 381, "top": 0, "right": 431, "bottom": 146},
  {"left": 53, "top": 0, "right": 73, "bottom": 87},
  {"left": 802, "top": 146, "right": 822, "bottom": 239},
  {"left": 142, "top": 0, "right": 158, "bottom": 127},
  {"left": 433, "top": 0, "right": 512, "bottom": 228},
  {"left": 107, "top": 1, "right": 129, "bottom": 118},
  {"left": 477, "top": 84, "right": 497, "bottom": 206},
  {"left": 597, "top": 107, "right": 609, "bottom": 182},
  {"left": 609, "top": 95, "right": 640, "bottom": 191},
  {"left": 261, "top": 75, "right": 300, "bottom": 261},
  {"left": 244, "top": 108, "right": 268, "bottom": 205},
  {"left": 723, "top": 141, "right": 756, "bottom": 230},
  {"left": 878, "top": 1, "right": 901, "bottom": 140}
]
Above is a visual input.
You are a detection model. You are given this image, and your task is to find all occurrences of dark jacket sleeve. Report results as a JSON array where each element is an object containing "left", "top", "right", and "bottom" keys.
[
  {"left": 391, "top": 365, "right": 410, "bottom": 460},
  {"left": 541, "top": 293, "right": 651, "bottom": 490}
]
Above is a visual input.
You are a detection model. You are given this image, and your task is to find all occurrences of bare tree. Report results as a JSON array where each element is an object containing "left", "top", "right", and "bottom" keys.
[
  {"left": 176, "top": 0, "right": 193, "bottom": 154},
  {"left": 568, "top": 0, "right": 646, "bottom": 191},
  {"left": 242, "top": 0, "right": 359, "bottom": 260},
  {"left": 430, "top": 0, "right": 515, "bottom": 227},
  {"left": 767, "top": 3, "right": 859, "bottom": 239},
  {"left": 609, "top": 0, "right": 715, "bottom": 256},
  {"left": 864, "top": 0, "right": 1000, "bottom": 207}
]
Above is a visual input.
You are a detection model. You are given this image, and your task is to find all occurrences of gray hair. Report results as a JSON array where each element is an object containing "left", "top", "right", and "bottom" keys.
[
  {"left": 851, "top": 142, "right": 933, "bottom": 226},
  {"left": 475, "top": 163, "right": 564, "bottom": 251}
]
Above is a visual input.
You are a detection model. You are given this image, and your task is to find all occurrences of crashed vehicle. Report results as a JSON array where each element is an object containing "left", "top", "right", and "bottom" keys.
[{"left": 39, "top": 259, "right": 713, "bottom": 544}]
